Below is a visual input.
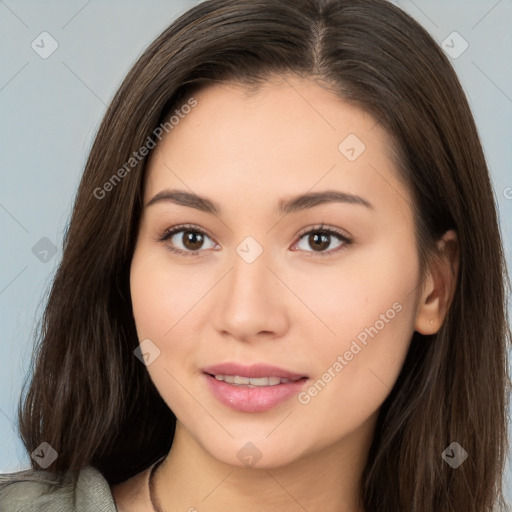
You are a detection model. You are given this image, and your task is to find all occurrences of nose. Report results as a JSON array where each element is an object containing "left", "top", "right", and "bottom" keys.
[{"left": 211, "top": 247, "right": 290, "bottom": 343}]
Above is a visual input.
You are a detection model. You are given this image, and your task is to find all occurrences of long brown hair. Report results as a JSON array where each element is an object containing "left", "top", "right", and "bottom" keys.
[{"left": 18, "top": 0, "right": 510, "bottom": 510}]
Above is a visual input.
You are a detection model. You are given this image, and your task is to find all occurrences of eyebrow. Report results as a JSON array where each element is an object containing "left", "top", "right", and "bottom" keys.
[{"left": 146, "top": 189, "right": 373, "bottom": 215}]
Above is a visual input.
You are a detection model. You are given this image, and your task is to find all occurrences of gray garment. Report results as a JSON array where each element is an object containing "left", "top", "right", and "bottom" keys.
[{"left": 0, "top": 467, "right": 118, "bottom": 512}]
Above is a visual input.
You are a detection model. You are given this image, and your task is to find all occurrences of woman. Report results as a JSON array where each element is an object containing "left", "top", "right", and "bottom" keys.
[{"left": 0, "top": 0, "right": 509, "bottom": 510}]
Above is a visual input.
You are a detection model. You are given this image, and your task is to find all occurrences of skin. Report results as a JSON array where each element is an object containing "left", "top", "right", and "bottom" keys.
[{"left": 112, "top": 74, "right": 458, "bottom": 512}]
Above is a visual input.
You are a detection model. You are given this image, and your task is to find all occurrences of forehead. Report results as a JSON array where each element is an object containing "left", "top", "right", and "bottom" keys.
[{"left": 143, "top": 75, "right": 410, "bottom": 219}]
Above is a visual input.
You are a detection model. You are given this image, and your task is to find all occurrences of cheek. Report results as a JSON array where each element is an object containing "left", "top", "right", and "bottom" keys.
[
  {"left": 129, "top": 241, "right": 219, "bottom": 350},
  {"left": 291, "top": 232, "right": 420, "bottom": 342},
  {"left": 130, "top": 249, "right": 204, "bottom": 414},
  {"left": 293, "top": 303, "right": 416, "bottom": 449},
  {"left": 295, "top": 245, "right": 419, "bottom": 433},
  {"left": 130, "top": 245, "right": 205, "bottom": 340}
]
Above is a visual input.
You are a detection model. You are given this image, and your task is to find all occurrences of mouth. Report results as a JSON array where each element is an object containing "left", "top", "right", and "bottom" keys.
[
  {"left": 201, "top": 363, "right": 309, "bottom": 412},
  {"left": 207, "top": 374, "right": 306, "bottom": 387}
]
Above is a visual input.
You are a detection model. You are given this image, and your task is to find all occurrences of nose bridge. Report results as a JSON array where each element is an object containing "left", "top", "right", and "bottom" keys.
[
  {"left": 227, "top": 240, "right": 274, "bottom": 313},
  {"left": 211, "top": 238, "right": 288, "bottom": 339},
  {"left": 232, "top": 240, "right": 270, "bottom": 298}
]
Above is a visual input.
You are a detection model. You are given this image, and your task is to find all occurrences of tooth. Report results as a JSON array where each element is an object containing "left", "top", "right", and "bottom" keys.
[
  {"left": 213, "top": 374, "right": 300, "bottom": 386},
  {"left": 249, "top": 377, "right": 269, "bottom": 386}
]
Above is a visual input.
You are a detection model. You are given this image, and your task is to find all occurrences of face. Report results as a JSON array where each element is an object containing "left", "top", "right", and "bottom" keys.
[{"left": 130, "top": 75, "right": 425, "bottom": 469}]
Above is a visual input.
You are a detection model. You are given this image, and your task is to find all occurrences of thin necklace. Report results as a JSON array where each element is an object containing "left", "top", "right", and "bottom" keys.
[{"left": 148, "top": 457, "right": 166, "bottom": 512}]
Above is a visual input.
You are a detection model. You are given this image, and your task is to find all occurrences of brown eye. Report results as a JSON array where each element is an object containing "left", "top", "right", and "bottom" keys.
[
  {"left": 181, "top": 230, "right": 205, "bottom": 251},
  {"left": 293, "top": 226, "right": 352, "bottom": 256},
  {"left": 158, "top": 225, "right": 217, "bottom": 256},
  {"left": 307, "top": 232, "right": 331, "bottom": 252}
]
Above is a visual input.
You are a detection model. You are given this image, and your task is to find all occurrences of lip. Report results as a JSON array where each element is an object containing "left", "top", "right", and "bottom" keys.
[{"left": 202, "top": 362, "right": 309, "bottom": 413}]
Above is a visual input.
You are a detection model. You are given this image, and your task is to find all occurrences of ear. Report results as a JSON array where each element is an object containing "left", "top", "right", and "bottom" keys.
[{"left": 414, "top": 229, "right": 459, "bottom": 334}]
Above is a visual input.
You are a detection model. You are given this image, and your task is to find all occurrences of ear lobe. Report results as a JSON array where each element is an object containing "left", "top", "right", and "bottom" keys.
[{"left": 414, "top": 230, "right": 459, "bottom": 335}]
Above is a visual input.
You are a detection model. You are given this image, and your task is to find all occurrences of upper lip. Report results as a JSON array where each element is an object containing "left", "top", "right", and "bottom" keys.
[{"left": 202, "top": 362, "right": 308, "bottom": 380}]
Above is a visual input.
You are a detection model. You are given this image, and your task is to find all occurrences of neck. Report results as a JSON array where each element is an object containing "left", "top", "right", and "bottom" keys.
[{"left": 152, "top": 417, "right": 376, "bottom": 512}]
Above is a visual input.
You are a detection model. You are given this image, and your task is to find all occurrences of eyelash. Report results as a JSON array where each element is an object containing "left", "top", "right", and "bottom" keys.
[{"left": 156, "top": 223, "right": 353, "bottom": 258}]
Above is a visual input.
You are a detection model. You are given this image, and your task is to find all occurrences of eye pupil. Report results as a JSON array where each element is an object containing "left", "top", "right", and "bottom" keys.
[
  {"left": 183, "top": 231, "right": 204, "bottom": 250},
  {"left": 309, "top": 232, "right": 330, "bottom": 251}
]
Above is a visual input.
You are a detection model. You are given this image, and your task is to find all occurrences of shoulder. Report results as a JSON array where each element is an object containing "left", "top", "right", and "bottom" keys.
[
  {"left": 110, "top": 464, "right": 153, "bottom": 512},
  {"left": 0, "top": 466, "right": 117, "bottom": 512}
]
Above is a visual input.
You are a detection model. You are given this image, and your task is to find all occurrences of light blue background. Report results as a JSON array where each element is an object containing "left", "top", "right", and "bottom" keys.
[{"left": 1, "top": 0, "right": 511, "bottom": 502}]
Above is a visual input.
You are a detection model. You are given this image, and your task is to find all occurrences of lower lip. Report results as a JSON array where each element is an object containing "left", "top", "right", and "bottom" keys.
[{"left": 203, "top": 373, "right": 308, "bottom": 413}]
